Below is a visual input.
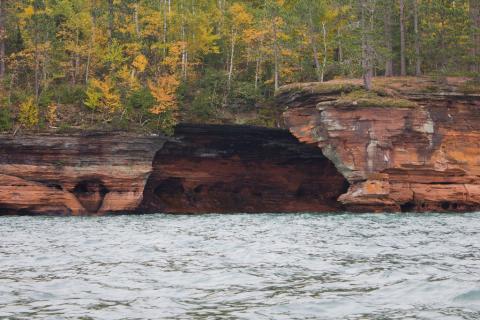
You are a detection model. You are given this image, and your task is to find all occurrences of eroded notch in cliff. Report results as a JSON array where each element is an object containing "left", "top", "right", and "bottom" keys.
[
  {"left": 73, "top": 179, "right": 109, "bottom": 213},
  {"left": 140, "top": 124, "right": 349, "bottom": 213}
]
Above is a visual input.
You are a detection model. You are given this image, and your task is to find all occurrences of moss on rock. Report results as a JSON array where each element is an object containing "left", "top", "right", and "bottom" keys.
[{"left": 317, "top": 89, "right": 417, "bottom": 109}]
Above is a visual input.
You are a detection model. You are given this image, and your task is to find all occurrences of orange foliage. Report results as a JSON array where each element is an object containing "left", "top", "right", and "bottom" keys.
[{"left": 148, "top": 75, "right": 180, "bottom": 115}]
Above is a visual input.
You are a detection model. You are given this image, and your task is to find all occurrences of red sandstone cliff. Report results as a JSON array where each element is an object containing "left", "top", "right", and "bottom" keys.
[
  {"left": 2, "top": 77, "right": 480, "bottom": 215},
  {"left": 0, "top": 125, "right": 348, "bottom": 215},
  {"left": 0, "top": 134, "right": 164, "bottom": 215},
  {"left": 279, "top": 77, "right": 480, "bottom": 212}
]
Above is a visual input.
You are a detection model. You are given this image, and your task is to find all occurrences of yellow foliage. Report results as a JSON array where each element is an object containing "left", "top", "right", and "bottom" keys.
[
  {"left": 85, "top": 78, "right": 121, "bottom": 113},
  {"left": 132, "top": 54, "right": 148, "bottom": 72},
  {"left": 163, "top": 42, "right": 184, "bottom": 72},
  {"left": 243, "top": 28, "right": 265, "bottom": 44},
  {"left": 118, "top": 65, "right": 140, "bottom": 91},
  {"left": 19, "top": 97, "right": 39, "bottom": 128},
  {"left": 46, "top": 104, "right": 58, "bottom": 127},
  {"left": 23, "top": 6, "right": 35, "bottom": 18},
  {"left": 148, "top": 75, "right": 179, "bottom": 115},
  {"left": 229, "top": 3, "right": 253, "bottom": 27}
]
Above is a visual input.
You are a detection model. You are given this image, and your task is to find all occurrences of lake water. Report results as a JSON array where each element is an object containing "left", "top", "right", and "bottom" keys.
[{"left": 0, "top": 213, "right": 480, "bottom": 319}]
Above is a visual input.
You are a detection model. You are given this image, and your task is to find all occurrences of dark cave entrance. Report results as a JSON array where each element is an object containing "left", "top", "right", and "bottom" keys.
[
  {"left": 139, "top": 124, "right": 349, "bottom": 213},
  {"left": 73, "top": 178, "right": 109, "bottom": 213}
]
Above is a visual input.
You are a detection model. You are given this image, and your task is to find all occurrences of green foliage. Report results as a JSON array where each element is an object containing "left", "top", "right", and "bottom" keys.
[
  {"left": 38, "top": 90, "right": 53, "bottom": 108},
  {"left": 189, "top": 91, "right": 219, "bottom": 122},
  {"left": 180, "top": 68, "right": 224, "bottom": 122},
  {"left": 151, "top": 109, "right": 177, "bottom": 136},
  {"left": 0, "top": 0, "right": 477, "bottom": 132},
  {"left": 230, "top": 81, "right": 261, "bottom": 111},
  {"left": 85, "top": 86, "right": 102, "bottom": 111},
  {"left": 0, "top": 107, "right": 12, "bottom": 131},
  {"left": 57, "top": 123, "right": 74, "bottom": 134},
  {"left": 54, "top": 84, "right": 86, "bottom": 105},
  {"left": 38, "top": 84, "right": 85, "bottom": 108},
  {"left": 244, "top": 107, "right": 281, "bottom": 128},
  {"left": 127, "top": 87, "right": 156, "bottom": 113}
]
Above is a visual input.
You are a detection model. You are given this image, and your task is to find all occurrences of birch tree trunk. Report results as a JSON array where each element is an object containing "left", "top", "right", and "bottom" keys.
[
  {"left": 413, "top": 0, "right": 421, "bottom": 76},
  {"left": 470, "top": 0, "right": 480, "bottom": 73},
  {"left": 107, "top": 0, "right": 114, "bottom": 42},
  {"left": 134, "top": 1, "right": 140, "bottom": 37},
  {"left": 254, "top": 39, "right": 263, "bottom": 91},
  {"left": 34, "top": 5, "right": 40, "bottom": 102},
  {"left": 384, "top": 0, "right": 393, "bottom": 77},
  {"left": 163, "top": 0, "right": 167, "bottom": 59},
  {"left": 227, "top": 28, "right": 236, "bottom": 92},
  {"left": 308, "top": 13, "right": 322, "bottom": 82},
  {"left": 272, "top": 18, "right": 280, "bottom": 91},
  {"left": 320, "top": 22, "right": 327, "bottom": 83},
  {"left": 360, "top": 0, "right": 373, "bottom": 90},
  {"left": 85, "top": 0, "right": 97, "bottom": 84},
  {"left": 399, "top": 0, "right": 406, "bottom": 76},
  {"left": 0, "top": 0, "right": 5, "bottom": 81},
  {"left": 73, "top": 28, "right": 80, "bottom": 85}
]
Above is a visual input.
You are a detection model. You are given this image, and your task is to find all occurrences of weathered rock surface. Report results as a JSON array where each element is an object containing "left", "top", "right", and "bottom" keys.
[
  {"left": 279, "top": 78, "right": 480, "bottom": 212},
  {"left": 4, "top": 77, "right": 477, "bottom": 215},
  {"left": 0, "top": 134, "right": 165, "bottom": 215},
  {"left": 140, "top": 124, "right": 348, "bottom": 213},
  {"left": 0, "top": 125, "right": 348, "bottom": 215}
]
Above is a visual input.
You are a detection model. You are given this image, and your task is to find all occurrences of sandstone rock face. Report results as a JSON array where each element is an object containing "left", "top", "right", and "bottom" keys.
[
  {"left": 279, "top": 79, "right": 480, "bottom": 212},
  {"left": 0, "top": 134, "right": 164, "bottom": 215},
  {"left": 0, "top": 125, "right": 348, "bottom": 215}
]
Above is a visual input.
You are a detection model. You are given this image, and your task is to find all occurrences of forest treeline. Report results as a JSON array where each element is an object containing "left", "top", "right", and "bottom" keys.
[{"left": 0, "top": 0, "right": 479, "bottom": 133}]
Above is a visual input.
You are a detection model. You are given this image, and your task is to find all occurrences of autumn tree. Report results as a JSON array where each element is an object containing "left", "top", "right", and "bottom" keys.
[
  {"left": 225, "top": 2, "right": 253, "bottom": 92},
  {"left": 0, "top": 0, "right": 476, "bottom": 133}
]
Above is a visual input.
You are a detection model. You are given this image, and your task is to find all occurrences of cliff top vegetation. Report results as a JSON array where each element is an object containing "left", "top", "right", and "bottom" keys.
[{"left": 0, "top": 0, "right": 478, "bottom": 135}]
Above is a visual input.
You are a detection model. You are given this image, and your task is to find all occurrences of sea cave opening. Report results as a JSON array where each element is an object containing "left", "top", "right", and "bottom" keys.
[{"left": 140, "top": 124, "right": 349, "bottom": 213}]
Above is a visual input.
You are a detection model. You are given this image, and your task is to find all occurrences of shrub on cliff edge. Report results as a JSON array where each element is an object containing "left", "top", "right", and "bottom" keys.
[{"left": 18, "top": 97, "right": 39, "bottom": 128}]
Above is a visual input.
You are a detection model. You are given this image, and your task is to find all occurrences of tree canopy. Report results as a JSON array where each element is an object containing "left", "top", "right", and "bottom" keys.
[{"left": 0, "top": 0, "right": 478, "bottom": 133}]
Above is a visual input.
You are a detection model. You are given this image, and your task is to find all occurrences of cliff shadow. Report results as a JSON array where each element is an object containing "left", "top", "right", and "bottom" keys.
[{"left": 139, "top": 124, "right": 349, "bottom": 214}]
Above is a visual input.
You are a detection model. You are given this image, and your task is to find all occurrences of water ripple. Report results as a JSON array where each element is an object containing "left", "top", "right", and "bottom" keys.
[{"left": 0, "top": 213, "right": 480, "bottom": 319}]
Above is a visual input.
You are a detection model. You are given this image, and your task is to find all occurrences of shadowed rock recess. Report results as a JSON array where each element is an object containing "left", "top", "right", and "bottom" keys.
[
  {"left": 0, "top": 125, "right": 348, "bottom": 215},
  {"left": 278, "top": 79, "right": 480, "bottom": 213}
]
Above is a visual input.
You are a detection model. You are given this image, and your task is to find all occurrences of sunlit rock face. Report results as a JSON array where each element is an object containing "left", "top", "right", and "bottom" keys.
[
  {"left": 0, "top": 134, "right": 164, "bottom": 215},
  {"left": 279, "top": 79, "right": 480, "bottom": 212},
  {"left": 0, "top": 125, "right": 349, "bottom": 215}
]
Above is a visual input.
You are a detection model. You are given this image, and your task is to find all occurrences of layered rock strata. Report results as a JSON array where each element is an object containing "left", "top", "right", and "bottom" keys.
[
  {"left": 0, "top": 125, "right": 348, "bottom": 215},
  {"left": 279, "top": 78, "right": 480, "bottom": 212},
  {"left": 0, "top": 134, "right": 164, "bottom": 215},
  {"left": 140, "top": 124, "right": 348, "bottom": 213}
]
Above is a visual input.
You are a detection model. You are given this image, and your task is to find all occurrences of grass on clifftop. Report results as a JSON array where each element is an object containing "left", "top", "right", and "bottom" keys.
[
  {"left": 331, "top": 90, "right": 418, "bottom": 108},
  {"left": 279, "top": 76, "right": 480, "bottom": 110},
  {"left": 458, "top": 79, "right": 480, "bottom": 94},
  {"left": 279, "top": 76, "right": 480, "bottom": 97},
  {"left": 275, "top": 81, "right": 363, "bottom": 97}
]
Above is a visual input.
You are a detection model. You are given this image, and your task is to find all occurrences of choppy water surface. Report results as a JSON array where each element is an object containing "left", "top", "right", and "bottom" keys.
[{"left": 1, "top": 213, "right": 480, "bottom": 319}]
